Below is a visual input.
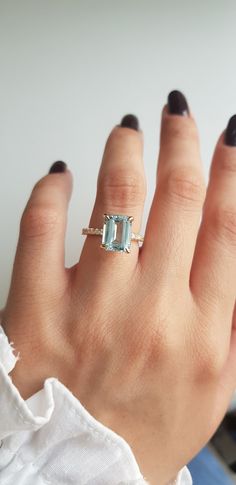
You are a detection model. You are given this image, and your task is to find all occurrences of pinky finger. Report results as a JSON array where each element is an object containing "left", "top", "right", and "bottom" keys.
[{"left": 5, "top": 161, "right": 73, "bottom": 310}]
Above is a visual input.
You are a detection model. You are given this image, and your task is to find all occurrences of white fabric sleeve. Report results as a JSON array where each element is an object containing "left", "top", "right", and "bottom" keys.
[{"left": 0, "top": 323, "right": 192, "bottom": 485}]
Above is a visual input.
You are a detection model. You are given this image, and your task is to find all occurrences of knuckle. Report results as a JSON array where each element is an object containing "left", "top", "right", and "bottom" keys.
[
  {"left": 20, "top": 204, "right": 60, "bottom": 239},
  {"left": 192, "top": 329, "right": 225, "bottom": 380},
  {"left": 126, "top": 317, "right": 169, "bottom": 368},
  {"left": 164, "top": 167, "right": 206, "bottom": 207},
  {"left": 144, "top": 332, "right": 169, "bottom": 368},
  {"left": 195, "top": 347, "right": 224, "bottom": 379},
  {"left": 99, "top": 169, "right": 146, "bottom": 209},
  {"left": 210, "top": 206, "right": 236, "bottom": 247},
  {"left": 84, "top": 327, "right": 110, "bottom": 359}
]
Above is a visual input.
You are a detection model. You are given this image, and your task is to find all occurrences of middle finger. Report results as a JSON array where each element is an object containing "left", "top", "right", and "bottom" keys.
[{"left": 140, "top": 91, "right": 206, "bottom": 294}]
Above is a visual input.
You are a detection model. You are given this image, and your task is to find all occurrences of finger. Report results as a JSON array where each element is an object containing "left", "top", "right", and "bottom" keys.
[
  {"left": 190, "top": 116, "right": 236, "bottom": 322},
  {"left": 140, "top": 91, "right": 206, "bottom": 293},
  {"left": 79, "top": 115, "right": 146, "bottom": 277},
  {"left": 7, "top": 161, "right": 73, "bottom": 301}
]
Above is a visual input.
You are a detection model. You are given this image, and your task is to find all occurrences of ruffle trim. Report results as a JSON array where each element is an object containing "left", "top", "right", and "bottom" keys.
[{"left": 0, "top": 323, "right": 21, "bottom": 374}]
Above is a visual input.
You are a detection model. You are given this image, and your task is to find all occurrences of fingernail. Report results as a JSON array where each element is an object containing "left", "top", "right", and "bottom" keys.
[
  {"left": 167, "top": 90, "right": 189, "bottom": 116},
  {"left": 48, "top": 161, "right": 67, "bottom": 174},
  {"left": 224, "top": 115, "right": 236, "bottom": 146},
  {"left": 119, "top": 114, "right": 140, "bottom": 131}
]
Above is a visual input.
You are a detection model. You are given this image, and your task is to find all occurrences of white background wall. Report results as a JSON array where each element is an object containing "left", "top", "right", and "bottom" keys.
[{"left": 1, "top": 0, "right": 236, "bottom": 307}]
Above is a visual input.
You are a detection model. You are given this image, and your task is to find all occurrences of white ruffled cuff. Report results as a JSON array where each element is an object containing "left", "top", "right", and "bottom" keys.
[{"left": 0, "top": 323, "right": 192, "bottom": 485}]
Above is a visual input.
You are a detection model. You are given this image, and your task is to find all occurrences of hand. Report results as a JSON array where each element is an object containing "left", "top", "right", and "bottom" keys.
[{"left": 1, "top": 91, "right": 236, "bottom": 485}]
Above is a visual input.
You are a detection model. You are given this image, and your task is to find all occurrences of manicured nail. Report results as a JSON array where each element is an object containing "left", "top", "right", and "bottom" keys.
[
  {"left": 224, "top": 115, "right": 236, "bottom": 146},
  {"left": 167, "top": 90, "right": 189, "bottom": 116},
  {"left": 120, "top": 114, "right": 140, "bottom": 131},
  {"left": 49, "top": 161, "right": 67, "bottom": 174}
]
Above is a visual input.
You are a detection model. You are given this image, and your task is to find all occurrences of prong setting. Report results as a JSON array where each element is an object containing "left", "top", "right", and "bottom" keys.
[
  {"left": 82, "top": 214, "right": 144, "bottom": 253},
  {"left": 101, "top": 214, "right": 133, "bottom": 252}
]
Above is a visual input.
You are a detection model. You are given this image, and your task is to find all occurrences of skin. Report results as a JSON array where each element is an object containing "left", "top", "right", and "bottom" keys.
[{"left": 1, "top": 103, "right": 236, "bottom": 484}]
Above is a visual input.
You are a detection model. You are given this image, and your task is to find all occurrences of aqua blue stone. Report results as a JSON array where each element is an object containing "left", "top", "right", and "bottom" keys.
[{"left": 101, "top": 214, "right": 133, "bottom": 252}]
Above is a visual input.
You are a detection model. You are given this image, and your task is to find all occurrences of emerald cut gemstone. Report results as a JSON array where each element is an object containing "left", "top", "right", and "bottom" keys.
[{"left": 101, "top": 214, "right": 133, "bottom": 252}]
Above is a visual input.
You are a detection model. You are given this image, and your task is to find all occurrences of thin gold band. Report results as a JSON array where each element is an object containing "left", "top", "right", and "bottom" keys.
[{"left": 82, "top": 227, "right": 144, "bottom": 243}]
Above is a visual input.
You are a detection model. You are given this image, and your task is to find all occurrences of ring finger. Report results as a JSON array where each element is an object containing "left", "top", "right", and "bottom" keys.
[{"left": 78, "top": 115, "right": 146, "bottom": 280}]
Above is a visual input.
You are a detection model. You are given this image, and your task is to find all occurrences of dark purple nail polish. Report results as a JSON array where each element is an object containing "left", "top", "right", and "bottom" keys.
[
  {"left": 224, "top": 115, "right": 236, "bottom": 146},
  {"left": 167, "top": 90, "right": 189, "bottom": 116},
  {"left": 120, "top": 114, "right": 140, "bottom": 131},
  {"left": 49, "top": 161, "right": 67, "bottom": 174}
]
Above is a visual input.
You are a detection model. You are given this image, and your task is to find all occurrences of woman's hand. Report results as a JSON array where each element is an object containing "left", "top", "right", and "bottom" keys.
[{"left": 1, "top": 91, "right": 236, "bottom": 485}]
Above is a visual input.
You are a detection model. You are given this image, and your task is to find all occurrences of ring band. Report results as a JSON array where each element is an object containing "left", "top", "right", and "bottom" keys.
[{"left": 82, "top": 214, "right": 144, "bottom": 253}]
